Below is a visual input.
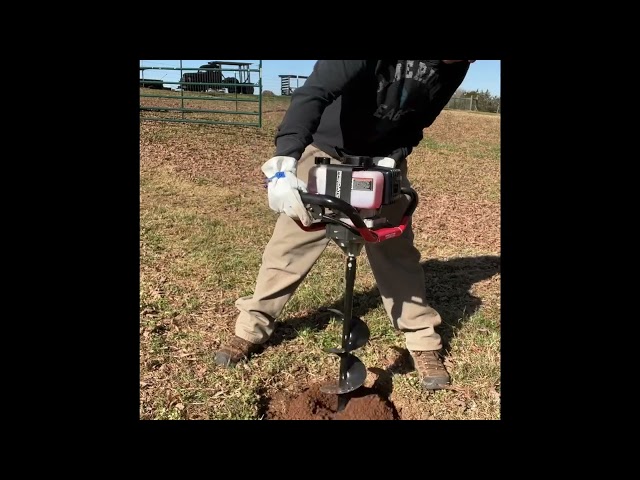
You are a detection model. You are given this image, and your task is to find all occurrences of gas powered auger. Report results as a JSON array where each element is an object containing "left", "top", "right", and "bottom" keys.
[{"left": 298, "top": 155, "right": 418, "bottom": 411}]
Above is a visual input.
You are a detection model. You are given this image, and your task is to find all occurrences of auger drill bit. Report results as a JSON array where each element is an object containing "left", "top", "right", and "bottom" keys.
[
  {"left": 298, "top": 185, "right": 419, "bottom": 413},
  {"left": 320, "top": 233, "right": 370, "bottom": 411}
]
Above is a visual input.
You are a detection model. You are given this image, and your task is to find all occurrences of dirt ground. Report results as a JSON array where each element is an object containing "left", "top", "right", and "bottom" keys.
[
  {"left": 140, "top": 106, "right": 501, "bottom": 421},
  {"left": 265, "top": 383, "right": 400, "bottom": 420}
]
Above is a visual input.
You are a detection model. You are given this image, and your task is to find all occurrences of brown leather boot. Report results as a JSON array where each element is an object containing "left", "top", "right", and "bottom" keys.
[
  {"left": 409, "top": 350, "right": 451, "bottom": 390},
  {"left": 214, "top": 336, "right": 261, "bottom": 367}
]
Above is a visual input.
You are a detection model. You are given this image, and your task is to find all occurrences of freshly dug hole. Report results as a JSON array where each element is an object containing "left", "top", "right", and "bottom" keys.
[{"left": 264, "top": 383, "right": 400, "bottom": 420}]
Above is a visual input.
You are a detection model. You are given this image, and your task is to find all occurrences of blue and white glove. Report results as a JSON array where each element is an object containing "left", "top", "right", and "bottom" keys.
[{"left": 261, "top": 156, "right": 313, "bottom": 226}]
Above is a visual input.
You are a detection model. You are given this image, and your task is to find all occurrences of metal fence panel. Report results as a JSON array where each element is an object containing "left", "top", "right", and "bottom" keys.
[{"left": 140, "top": 60, "right": 262, "bottom": 127}]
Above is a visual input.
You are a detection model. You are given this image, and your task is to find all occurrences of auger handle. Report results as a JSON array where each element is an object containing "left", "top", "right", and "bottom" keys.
[{"left": 298, "top": 187, "right": 418, "bottom": 243}]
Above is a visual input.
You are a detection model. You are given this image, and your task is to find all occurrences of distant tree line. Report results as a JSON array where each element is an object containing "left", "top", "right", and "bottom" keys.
[{"left": 453, "top": 88, "right": 500, "bottom": 113}]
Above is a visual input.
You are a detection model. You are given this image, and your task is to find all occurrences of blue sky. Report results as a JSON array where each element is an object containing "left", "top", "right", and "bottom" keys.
[{"left": 140, "top": 60, "right": 500, "bottom": 97}]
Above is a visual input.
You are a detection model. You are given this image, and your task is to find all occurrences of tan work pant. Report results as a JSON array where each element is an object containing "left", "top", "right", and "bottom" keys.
[{"left": 234, "top": 145, "right": 443, "bottom": 351}]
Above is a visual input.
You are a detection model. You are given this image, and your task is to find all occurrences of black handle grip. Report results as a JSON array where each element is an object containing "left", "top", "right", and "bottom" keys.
[
  {"left": 400, "top": 187, "right": 419, "bottom": 217},
  {"left": 298, "top": 187, "right": 419, "bottom": 242},
  {"left": 299, "top": 193, "right": 368, "bottom": 229}
]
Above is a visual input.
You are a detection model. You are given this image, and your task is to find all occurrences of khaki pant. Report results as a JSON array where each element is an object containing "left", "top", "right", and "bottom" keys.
[{"left": 234, "top": 145, "right": 443, "bottom": 351}]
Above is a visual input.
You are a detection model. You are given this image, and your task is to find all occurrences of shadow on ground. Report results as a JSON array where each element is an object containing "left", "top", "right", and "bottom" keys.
[{"left": 267, "top": 254, "right": 500, "bottom": 354}]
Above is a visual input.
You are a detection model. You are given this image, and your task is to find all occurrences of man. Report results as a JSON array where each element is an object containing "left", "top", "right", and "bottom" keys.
[{"left": 215, "top": 60, "right": 475, "bottom": 391}]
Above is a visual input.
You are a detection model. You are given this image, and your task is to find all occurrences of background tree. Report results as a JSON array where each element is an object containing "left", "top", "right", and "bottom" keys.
[{"left": 463, "top": 89, "right": 500, "bottom": 113}]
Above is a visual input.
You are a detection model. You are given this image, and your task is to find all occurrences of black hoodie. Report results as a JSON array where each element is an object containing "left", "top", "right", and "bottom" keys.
[{"left": 274, "top": 60, "right": 470, "bottom": 163}]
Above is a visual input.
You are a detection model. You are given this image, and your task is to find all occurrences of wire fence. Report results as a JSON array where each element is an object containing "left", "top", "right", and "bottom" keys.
[
  {"left": 445, "top": 95, "right": 500, "bottom": 113},
  {"left": 446, "top": 97, "right": 474, "bottom": 110}
]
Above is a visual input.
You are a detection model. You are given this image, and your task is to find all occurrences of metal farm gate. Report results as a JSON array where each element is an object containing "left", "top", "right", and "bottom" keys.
[{"left": 140, "top": 60, "right": 262, "bottom": 127}]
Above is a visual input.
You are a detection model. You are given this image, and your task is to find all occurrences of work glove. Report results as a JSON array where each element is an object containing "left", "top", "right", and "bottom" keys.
[
  {"left": 373, "top": 157, "right": 396, "bottom": 168},
  {"left": 261, "top": 156, "right": 313, "bottom": 226}
]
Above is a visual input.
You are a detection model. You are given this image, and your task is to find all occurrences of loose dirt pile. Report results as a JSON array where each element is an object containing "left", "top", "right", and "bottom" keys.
[{"left": 265, "top": 383, "right": 399, "bottom": 420}]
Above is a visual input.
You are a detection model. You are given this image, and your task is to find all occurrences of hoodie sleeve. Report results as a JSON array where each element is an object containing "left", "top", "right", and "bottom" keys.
[{"left": 274, "top": 60, "right": 368, "bottom": 160}]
